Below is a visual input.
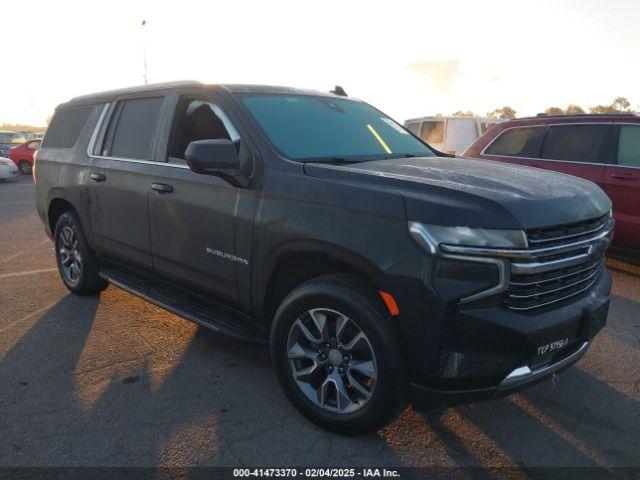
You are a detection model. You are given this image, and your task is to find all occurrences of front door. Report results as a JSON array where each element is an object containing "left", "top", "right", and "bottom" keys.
[{"left": 148, "top": 96, "right": 257, "bottom": 306}]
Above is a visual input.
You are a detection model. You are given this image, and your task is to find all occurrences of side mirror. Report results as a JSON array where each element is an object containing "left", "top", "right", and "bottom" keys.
[
  {"left": 185, "top": 139, "right": 249, "bottom": 187},
  {"left": 185, "top": 139, "right": 241, "bottom": 176}
]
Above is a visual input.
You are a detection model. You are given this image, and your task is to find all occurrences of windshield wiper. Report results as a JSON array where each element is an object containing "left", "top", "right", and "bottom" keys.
[
  {"left": 301, "top": 157, "right": 363, "bottom": 165},
  {"left": 383, "top": 153, "right": 419, "bottom": 159}
]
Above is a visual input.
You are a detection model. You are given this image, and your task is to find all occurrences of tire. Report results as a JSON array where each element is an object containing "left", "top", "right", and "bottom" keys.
[
  {"left": 270, "top": 274, "right": 406, "bottom": 435},
  {"left": 18, "top": 161, "right": 32, "bottom": 175},
  {"left": 53, "top": 211, "right": 107, "bottom": 295}
]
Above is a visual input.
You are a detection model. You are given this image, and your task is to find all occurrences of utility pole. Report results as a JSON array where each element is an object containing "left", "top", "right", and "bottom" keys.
[{"left": 141, "top": 19, "right": 148, "bottom": 84}]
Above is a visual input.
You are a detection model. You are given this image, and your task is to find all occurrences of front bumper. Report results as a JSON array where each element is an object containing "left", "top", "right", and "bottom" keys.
[{"left": 408, "top": 266, "right": 611, "bottom": 411}]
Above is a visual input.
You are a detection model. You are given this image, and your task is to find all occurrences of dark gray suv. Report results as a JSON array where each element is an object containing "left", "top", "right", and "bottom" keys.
[{"left": 36, "top": 81, "right": 613, "bottom": 434}]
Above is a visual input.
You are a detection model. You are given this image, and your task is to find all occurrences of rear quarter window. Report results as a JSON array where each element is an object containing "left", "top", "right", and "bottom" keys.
[
  {"left": 485, "top": 126, "right": 545, "bottom": 157},
  {"left": 617, "top": 125, "right": 640, "bottom": 168},
  {"left": 41, "top": 106, "right": 94, "bottom": 148}
]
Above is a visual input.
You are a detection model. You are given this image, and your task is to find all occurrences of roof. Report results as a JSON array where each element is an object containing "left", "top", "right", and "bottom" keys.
[
  {"left": 404, "top": 116, "right": 504, "bottom": 122},
  {"left": 512, "top": 113, "right": 639, "bottom": 121},
  {"left": 62, "top": 81, "right": 344, "bottom": 109}
]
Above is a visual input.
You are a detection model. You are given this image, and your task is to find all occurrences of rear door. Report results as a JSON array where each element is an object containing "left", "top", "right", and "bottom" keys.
[
  {"left": 535, "top": 123, "right": 611, "bottom": 187},
  {"left": 89, "top": 95, "right": 166, "bottom": 269},
  {"left": 604, "top": 124, "right": 640, "bottom": 249}
]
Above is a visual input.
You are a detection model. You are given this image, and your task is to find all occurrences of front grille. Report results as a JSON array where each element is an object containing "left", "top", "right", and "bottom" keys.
[
  {"left": 526, "top": 215, "right": 608, "bottom": 249},
  {"left": 503, "top": 215, "right": 611, "bottom": 311}
]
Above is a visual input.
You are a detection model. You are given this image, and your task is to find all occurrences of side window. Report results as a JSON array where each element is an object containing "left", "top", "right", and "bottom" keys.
[
  {"left": 617, "top": 125, "right": 640, "bottom": 168},
  {"left": 485, "top": 126, "right": 545, "bottom": 157},
  {"left": 27, "top": 140, "right": 41, "bottom": 150},
  {"left": 168, "top": 98, "right": 240, "bottom": 162},
  {"left": 103, "top": 97, "right": 163, "bottom": 160},
  {"left": 406, "top": 122, "right": 420, "bottom": 136},
  {"left": 419, "top": 121, "right": 445, "bottom": 144},
  {"left": 41, "top": 106, "right": 94, "bottom": 148},
  {"left": 540, "top": 124, "right": 609, "bottom": 163}
]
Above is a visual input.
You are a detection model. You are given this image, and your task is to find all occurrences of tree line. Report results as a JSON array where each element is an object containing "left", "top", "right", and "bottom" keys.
[{"left": 451, "top": 97, "right": 637, "bottom": 119}]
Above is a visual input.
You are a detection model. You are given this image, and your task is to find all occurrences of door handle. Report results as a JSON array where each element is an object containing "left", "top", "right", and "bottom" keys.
[
  {"left": 90, "top": 173, "right": 106, "bottom": 182},
  {"left": 151, "top": 183, "right": 174, "bottom": 194},
  {"left": 610, "top": 173, "right": 638, "bottom": 180}
]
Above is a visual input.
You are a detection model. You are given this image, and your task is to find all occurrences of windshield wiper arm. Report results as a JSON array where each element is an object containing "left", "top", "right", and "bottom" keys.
[
  {"left": 383, "top": 153, "right": 419, "bottom": 159},
  {"left": 302, "top": 157, "right": 363, "bottom": 165}
]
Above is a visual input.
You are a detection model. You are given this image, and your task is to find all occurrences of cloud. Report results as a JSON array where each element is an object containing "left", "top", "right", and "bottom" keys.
[{"left": 406, "top": 60, "right": 460, "bottom": 93}]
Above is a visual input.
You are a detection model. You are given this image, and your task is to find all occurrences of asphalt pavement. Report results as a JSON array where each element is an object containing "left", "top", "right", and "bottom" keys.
[{"left": 0, "top": 175, "right": 639, "bottom": 470}]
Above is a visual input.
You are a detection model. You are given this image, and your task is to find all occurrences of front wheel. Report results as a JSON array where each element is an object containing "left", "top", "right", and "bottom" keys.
[
  {"left": 270, "top": 274, "right": 406, "bottom": 435},
  {"left": 54, "top": 211, "right": 107, "bottom": 295},
  {"left": 18, "top": 161, "right": 32, "bottom": 175}
]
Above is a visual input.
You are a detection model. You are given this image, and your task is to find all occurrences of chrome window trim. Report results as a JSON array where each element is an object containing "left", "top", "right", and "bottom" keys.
[
  {"left": 86, "top": 103, "right": 111, "bottom": 157},
  {"left": 88, "top": 154, "right": 190, "bottom": 169}
]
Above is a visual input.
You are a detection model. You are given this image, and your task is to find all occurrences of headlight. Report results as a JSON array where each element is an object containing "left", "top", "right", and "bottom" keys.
[{"left": 408, "top": 221, "right": 527, "bottom": 255}]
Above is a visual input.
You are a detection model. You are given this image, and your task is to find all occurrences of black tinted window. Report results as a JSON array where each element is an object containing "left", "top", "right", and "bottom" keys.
[
  {"left": 41, "top": 106, "right": 94, "bottom": 148},
  {"left": 107, "top": 97, "right": 163, "bottom": 159},
  {"left": 485, "top": 127, "right": 545, "bottom": 157},
  {"left": 541, "top": 125, "right": 609, "bottom": 163}
]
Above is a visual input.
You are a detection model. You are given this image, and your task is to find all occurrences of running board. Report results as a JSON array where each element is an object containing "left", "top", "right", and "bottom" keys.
[{"left": 99, "top": 267, "right": 268, "bottom": 344}]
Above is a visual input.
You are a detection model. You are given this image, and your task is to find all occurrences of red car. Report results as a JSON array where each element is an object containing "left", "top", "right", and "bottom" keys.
[
  {"left": 9, "top": 139, "right": 41, "bottom": 175},
  {"left": 464, "top": 114, "right": 640, "bottom": 251}
]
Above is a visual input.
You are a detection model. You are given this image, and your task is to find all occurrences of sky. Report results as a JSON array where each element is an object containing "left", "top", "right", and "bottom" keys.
[{"left": 2, "top": 0, "right": 639, "bottom": 126}]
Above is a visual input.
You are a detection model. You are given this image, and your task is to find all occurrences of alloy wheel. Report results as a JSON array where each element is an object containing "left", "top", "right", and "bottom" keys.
[
  {"left": 57, "top": 225, "right": 83, "bottom": 287},
  {"left": 287, "top": 308, "right": 378, "bottom": 414}
]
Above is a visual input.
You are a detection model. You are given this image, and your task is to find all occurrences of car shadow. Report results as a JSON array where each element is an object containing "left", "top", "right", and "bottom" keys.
[{"left": 0, "top": 286, "right": 638, "bottom": 470}]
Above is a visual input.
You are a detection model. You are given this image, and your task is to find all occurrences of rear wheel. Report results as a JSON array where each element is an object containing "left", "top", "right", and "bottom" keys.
[
  {"left": 54, "top": 211, "right": 107, "bottom": 295},
  {"left": 18, "top": 161, "right": 31, "bottom": 175},
  {"left": 271, "top": 274, "right": 406, "bottom": 435}
]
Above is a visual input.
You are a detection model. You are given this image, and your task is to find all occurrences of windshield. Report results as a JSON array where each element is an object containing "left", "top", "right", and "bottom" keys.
[{"left": 241, "top": 94, "right": 434, "bottom": 161}]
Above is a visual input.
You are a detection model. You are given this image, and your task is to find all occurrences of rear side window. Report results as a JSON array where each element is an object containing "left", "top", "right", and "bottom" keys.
[
  {"left": 617, "top": 125, "right": 640, "bottom": 168},
  {"left": 103, "top": 97, "right": 163, "bottom": 159},
  {"left": 419, "top": 121, "right": 444, "bottom": 144},
  {"left": 541, "top": 125, "right": 609, "bottom": 163},
  {"left": 485, "top": 126, "right": 544, "bottom": 157},
  {"left": 41, "top": 106, "right": 93, "bottom": 148}
]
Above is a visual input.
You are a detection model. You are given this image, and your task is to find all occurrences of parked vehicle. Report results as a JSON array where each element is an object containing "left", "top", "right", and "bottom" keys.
[
  {"left": 9, "top": 139, "right": 41, "bottom": 174},
  {"left": 36, "top": 82, "right": 612, "bottom": 434},
  {"left": 0, "top": 131, "right": 28, "bottom": 158},
  {"left": 404, "top": 116, "right": 505, "bottom": 154},
  {"left": 0, "top": 157, "right": 19, "bottom": 180},
  {"left": 464, "top": 114, "right": 640, "bottom": 252}
]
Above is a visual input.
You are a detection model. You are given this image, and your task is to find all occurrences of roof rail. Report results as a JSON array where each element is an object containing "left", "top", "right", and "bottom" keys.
[{"left": 513, "top": 113, "right": 638, "bottom": 121}]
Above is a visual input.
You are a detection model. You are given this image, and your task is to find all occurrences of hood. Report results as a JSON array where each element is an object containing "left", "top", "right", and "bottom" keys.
[{"left": 303, "top": 156, "right": 611, "bottom": 230}]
